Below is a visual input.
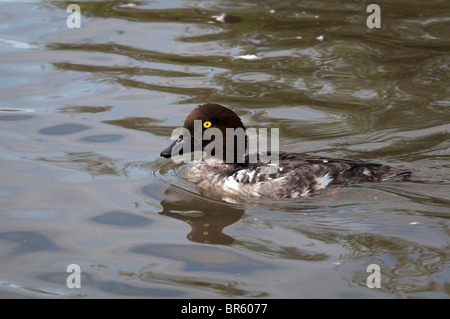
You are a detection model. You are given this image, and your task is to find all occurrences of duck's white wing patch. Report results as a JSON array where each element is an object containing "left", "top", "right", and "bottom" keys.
[
  {"left": 224, "top": 176, "right": 240, "bottom": 191},
  {"left": 234, "top": 169, "right": 246, "bottom": 182},
  {"left": 247, "top": 169, "right": 257, "bottom": 182},
  {"left": 314, "top": 172, "right": 333, "bottom": 190}
]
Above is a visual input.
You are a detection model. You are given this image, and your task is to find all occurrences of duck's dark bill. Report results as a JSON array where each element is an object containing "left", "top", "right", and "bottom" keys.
[
  {"left": 160, "top": 142, "right": 175, "bottom": 158},
  {"left": 160, "top": 135, "right": 184, "bottom": 158}
]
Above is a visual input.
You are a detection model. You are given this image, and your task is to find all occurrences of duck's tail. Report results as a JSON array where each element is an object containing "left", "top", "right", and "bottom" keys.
[
  {"left": 334, "top": 161, "right": 411, "bottom": 184},
  {"left": 379, "top": 166, "right": 411, "bottom": 181}
]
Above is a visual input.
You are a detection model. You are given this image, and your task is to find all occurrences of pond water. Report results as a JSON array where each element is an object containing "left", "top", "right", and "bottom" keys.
[{"left": 0, "top": 0, "right": 449, "bottom": 298}]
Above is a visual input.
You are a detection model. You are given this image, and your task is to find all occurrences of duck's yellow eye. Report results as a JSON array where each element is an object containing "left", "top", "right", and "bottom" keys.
[{"left": 203, "top": 121, "right": 212, "bottom": 128}]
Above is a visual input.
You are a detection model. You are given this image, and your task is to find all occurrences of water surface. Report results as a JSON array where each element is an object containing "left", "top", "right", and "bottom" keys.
[{"left": 0, "top": 0, "right": 449, "bottom": 298}]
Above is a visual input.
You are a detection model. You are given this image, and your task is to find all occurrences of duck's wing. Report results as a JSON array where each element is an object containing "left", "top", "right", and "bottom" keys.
[
  {"left": 241, "top": 152, "right": 410, "bottom": 183},
  {"left": 277, "top": 152, "right": 411, "bottom": 184},
  {"left": 229, "top": 152, "right": 410, "bottom": 198}
]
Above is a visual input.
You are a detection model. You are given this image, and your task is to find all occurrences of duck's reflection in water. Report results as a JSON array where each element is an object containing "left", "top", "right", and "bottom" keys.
[{"left": 158, "top": 187, "right": 244, "bottom": 245}]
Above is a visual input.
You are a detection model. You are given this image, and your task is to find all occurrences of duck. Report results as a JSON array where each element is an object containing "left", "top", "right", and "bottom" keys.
[{"left": 160, "top": 103, "right": 411, "bottom": 199}]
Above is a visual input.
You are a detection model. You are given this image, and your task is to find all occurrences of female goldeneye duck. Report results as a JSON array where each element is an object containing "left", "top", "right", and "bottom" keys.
[{"left": 160, "top": 103, "right": 411, "bottom": 199}]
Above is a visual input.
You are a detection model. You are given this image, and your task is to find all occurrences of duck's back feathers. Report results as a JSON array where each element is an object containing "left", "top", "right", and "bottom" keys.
[
  {"left": 276, "top": 152, "right": 411, "bottom": 183},
  {"left": 221, "top": 152, "right": 411, "bottom": 198}
]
